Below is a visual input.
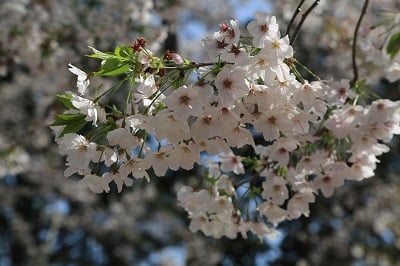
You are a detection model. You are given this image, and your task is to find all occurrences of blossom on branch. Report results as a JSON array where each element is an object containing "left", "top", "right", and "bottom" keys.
[{"left": 53, "top": 8, "right": 400, "bottom": 241}]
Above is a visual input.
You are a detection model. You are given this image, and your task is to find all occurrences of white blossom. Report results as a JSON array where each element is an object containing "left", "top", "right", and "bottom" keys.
[{"left": 68, "top": 63, "right": 90, "bottom": 95}]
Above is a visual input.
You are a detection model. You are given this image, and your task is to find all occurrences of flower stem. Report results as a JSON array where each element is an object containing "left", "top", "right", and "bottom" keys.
[
  {"left": 351, "top": 0, "right": 370, "bottom": 88},
  {"left": 290, "top": 0, "right": 320, "bottom": 45},
  {"left": 286, "top": 0, "right": 306, "bottom": 36}
]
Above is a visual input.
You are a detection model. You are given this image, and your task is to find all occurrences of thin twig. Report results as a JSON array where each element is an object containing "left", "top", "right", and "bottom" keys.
[
  {"left": 164, "top": 62, "right": 216, "bottom": 71},
  {"left": 286, "top": 0, "right": 306, "bottom": 36},
  {"left": 294, "top": 58, "right": 321, "bottom": 81},
  {"left": 351, "top": 0, "right": 370, "bottom": 88},
  {"left": 290, "top": 0, "right": 320, "bottom": 45}
]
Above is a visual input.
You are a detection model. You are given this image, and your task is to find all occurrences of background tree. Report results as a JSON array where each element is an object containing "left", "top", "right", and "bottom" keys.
[{"left": 0, "top": 0, "right": 399, "bottom": 265}]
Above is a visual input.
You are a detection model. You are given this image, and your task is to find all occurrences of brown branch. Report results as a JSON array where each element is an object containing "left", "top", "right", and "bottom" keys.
[
  {"left": 286, "top": 0, "right": 306, "bottom": 36},
  {"left": 290, "top": 0, "right": 320, "bottom": 45},
  {"left": 351, "top": 0, "right": 370, "bottom": 88}
]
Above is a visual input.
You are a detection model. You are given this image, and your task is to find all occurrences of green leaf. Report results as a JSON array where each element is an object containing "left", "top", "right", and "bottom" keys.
[
  {"left": 51, "top": 113, "right": 88, "bottom": 137},
  {"left": 277, "top": 166, "right": 288, "bottom": 177},
  {"left": 250, "top": 48, "right": 262, "bottom": 56},
  {"left": 112, "top": 104, "right": 124, "bottom": 117},
  {"left": 251, "top": 187, "right": 261, "bottom": 195},
  {"left": 88, "top": 118, "right": 117, "bottom": 144},
  {"left": 114, "top": 46, "right": 122, "bottom": 58},
  {"left": 96, "top": 58, "right": 130, "bottom": 76},
  {"left": 119, "top": 46, "right": 133, "bottom": 58},
  {"left": 205, "top": 175, "right": 218, "bottom": 184},
  {"left": 56, "top": 94, "right": 77, "bottom": 109},
  {"left": 386, "top": 32, "right": 400, "bottom": 59},
  {"left": 52, "top": 113, "right": 86, "bottom": 125},
  {"left": 114, "top": 45, "right": 132, "bottom": 58},
  {"left": 87, "top": 46, "right": 115, "bottom": 60}
]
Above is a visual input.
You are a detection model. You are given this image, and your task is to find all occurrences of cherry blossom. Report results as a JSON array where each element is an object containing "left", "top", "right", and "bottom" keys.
[
  {"left": 164, "top": 85, "right": 203, "bottom": 121},
  {"left": 258, "top": 201, "right": 287, "bottom": 227},
  {"left": 68, "top": 63, "right": 90, "bottom": 95},
  {"left": 219, "top": 152, "right": 245, "bottom": 175},
  {"left": 190, "top": 108, "right": 222, "bottom": 142},
  {"left": 78, "top": 174, "right": 113, "bottom": 193},
  {"left": 287, "top": 190, "right": 315, "bottom": 219},
  {"left": 145, "top": 147, "right": 170, "bottom": 177},
  {"left": 103, "top": 170, "right": 133, "bottom": 193},
  {"left": 213, "top": 20, "right": 240, "bottom": 45},
  {"left": 53, "top": 9, "right": 400, "bottom": 241},
  {"left": 132, "top": 74, "right": 158, "bottom": 104},
  {"left": 167, "top": 142, "right": 200, "bottom": 171},
  {"left": 313, "top": 163, "right": 348, "bottom": 197},
  {"left": 214, "top": 66, "right": 248, "bottom": 107},
  {"left": 247, "top": 12, "right": 279, "bottom": 48},
  {"left": 70, "top": 94, "right": 106, "bottom": 127},
  {"left": 107, "top": 128, "right": 141, "bottom": 150},
  {"left": 120, "top": 157, "right": 150, "bottom": 181},
  {"left": 262, "top": 175, "right": 289, "bottom": 205},
  {"left": 57, "top": 133, "right": 100, "bottom": 177}
]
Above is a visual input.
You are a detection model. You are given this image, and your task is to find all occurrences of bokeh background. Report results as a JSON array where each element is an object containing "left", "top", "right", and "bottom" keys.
[{"left": 0, "top": 0, "right": 399, "bottom": 265}]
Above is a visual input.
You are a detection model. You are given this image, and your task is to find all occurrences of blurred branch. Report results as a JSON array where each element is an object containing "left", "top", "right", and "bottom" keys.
[
  {"left": 290, "top": 0, "right": 320, "bottom": 45},
  {"left": 34, "top": 213, "right": 63, "bottom": 266},
  {"left": 286, "top": 0, "right": 306, "bottom": 36},
  {"left": 351, "top": 0, "right": 370, "bottom": 87}
]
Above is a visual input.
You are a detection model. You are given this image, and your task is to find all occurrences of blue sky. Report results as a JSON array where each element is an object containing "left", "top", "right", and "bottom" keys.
[
  {"left": 180, "top": 0, "right": 273, "bottom": 41},
  {"left": 230, "top": 0, "right": 273, "bottom": 22}
]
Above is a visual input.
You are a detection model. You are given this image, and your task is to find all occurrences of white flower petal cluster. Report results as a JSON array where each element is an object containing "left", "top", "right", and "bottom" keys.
[
  {"left": 70, "top": 94, "right": 107, "bottom": 127},
  {"left": 54, "top": 11, "right": 400, "bottom": 240},
  {"left": 57, "top": 133, "right": 100, "bottom": 177},
  {"left": 359, "top": 29, "right": 400, "bottom": 83},
  {"left": 68, "top": 64, "right": 90, "bottom": 95}
]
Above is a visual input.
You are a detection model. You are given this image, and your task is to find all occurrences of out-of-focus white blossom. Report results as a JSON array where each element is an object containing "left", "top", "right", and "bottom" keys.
[{"left": 0, "top": 147, "right": 30, "bottom": 177}]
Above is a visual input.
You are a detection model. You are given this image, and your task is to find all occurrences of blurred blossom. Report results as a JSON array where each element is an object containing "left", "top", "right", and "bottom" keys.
[{"left": 0, "top": 147, "right": 30, "bottom": 177}]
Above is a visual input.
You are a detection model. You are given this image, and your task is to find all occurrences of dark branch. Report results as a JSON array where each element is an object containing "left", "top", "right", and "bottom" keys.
[
  {"left": 290, "top": 0, "right": 320, "bottom": 45},
  {"left": 286, "top": 0, "right": 306, "bottom": 36},
  {"left": 351, "top": 0, "right": 370, "bottom": 87}
]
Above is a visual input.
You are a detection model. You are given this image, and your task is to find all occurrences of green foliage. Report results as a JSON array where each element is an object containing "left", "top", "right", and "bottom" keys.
[
  {"left": 277, "top": 166, "right": 288, "bottom": 177},
  {"left": 51, "top": 113, "right": 88, "bottom": 137},
  {"left": 242, "top": 157, "right": 262, "bottom": 171},
  {"left": 205, "top": 174, "right": 218, "bottom": 185},
  {"left": 87, "top": 46, "right": 115, "bottom": 60},
  {"left": 96, "top": 58, "right": 131, "bottom": 76},
  {"left": 56, "top": 94, "right": 77, "bottom": 110},
  {"left": 353, "top": 79, "right": 380, "bottom": 100},
  {"left": 87, "top": 45, "right": 134, "bottom": 76},
  {"left": 387, "top": 32, "right": 400, "bottom": 59},
  {"left": 84, "top": 117, "right": 117, "bottom": 144}
]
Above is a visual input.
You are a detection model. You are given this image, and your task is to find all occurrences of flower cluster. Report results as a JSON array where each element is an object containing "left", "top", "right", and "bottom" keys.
[{"left": 53, "top": 11, "right": 400, "bottom": 240}]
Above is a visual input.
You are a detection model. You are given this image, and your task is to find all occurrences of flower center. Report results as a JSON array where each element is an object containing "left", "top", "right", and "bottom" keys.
[
  {"left": 278, "top": 148, "right": 287, "bottom": 154},
  {"left": 268, "top": 116, "right": 277, "bottom": 125},
  {"left": 223, "top": 79, "right": 233, "bottom": 89},
  {"left": 155, "top": 152, "right": 165, "bottom": 160},
  {"left": 78, "top": 144, "right": 87, "bottom": 152},
  {"left": 260, "top": 24, "right": 268, "bottom": 32},
  {"left": 272, "top": 41, "right": 280, "bottom": 49},
  {"left": 217, "top": 40, "right": 228, "bottom": 49},
  {"left": 258, "top": 59, "right": 267, "bottom": 67},
  {"left": 303, "top": 85, "right": 311, "bottom": 92},
  {"left": 322, "top": 176, "right": 331, "bottom": 183},
  {"left": 231, "top": 156, "right": 239, "bottom": 165},
  {"left": 377, "top": 103, "right": 385, "bottom": 111},
  {"left": 202, "top": 115, "right": 212, "bottom": 125},
  {"left": 179, "top": 95, "right": 191, "bottom": 106}
]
